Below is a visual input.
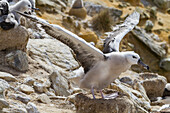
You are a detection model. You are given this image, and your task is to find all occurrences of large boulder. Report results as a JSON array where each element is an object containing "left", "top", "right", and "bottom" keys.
[
  {"left": 27, "top": 39, "right": 79, "bottom": 74},
  {"left": 75, "top": 93, "right": 148, "bottom": 113},
  {"left": 139, "top": 73, "right": 167, "bottom": 100},
  {"left": 27, "top": 39, "right": 80, "bottom": 96},
  {"left": 110, "top": 79, "right": 151, "bottom": 111},
  {"left": 49, "top": 70, "right": 71, "bottom": 96},
  {"left": 5, "top": 50, "right": 29, "bottom": 72},
  {"left": 68, "top": 0, "right": 87, "bottom": 19},
  {"left": 160, "top": 58, "right": 170, "bottom": 71},
  {"left": 132, "top": 27, "right": 166, "bottom": 58},
  {"left": 0, "top": 26, "right": 29, "bottom": 51},
  {"left": 69, "top": 7, "right": 87, "bottom": 19}
]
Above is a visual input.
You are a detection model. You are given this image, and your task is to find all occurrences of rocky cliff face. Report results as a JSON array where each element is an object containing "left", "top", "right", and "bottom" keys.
[{"left": 0, "top": 0, "right": 170, "bottom": 113}]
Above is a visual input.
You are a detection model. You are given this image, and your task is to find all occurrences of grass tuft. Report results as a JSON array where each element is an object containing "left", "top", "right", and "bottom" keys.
[{"left": 91, "top": 9, "right": 113, "bottom": 32}]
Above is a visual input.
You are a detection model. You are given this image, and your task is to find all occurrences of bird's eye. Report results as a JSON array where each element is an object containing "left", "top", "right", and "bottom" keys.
[
  {"left": 132, "top": 56, "right": 137, "bottom": 59},
  {"left": 28, "top": 5, "right": 31, "bottom": 7}
]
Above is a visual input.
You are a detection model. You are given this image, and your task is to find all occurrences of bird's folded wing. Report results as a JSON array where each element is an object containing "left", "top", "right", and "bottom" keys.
[
  {"left": 103, "top": 11, "right": 140, "bottom": 53},
  {"left": 16, "top": 11, "right": 105, "bottom": 73}
]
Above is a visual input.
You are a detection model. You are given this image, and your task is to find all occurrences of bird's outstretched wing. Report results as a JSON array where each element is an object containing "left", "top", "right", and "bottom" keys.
[
  {"left": 16, "top": 11, "right": 105, "bottom": 73},
  {"left": 103, "top": 11, "right": 140, "bottom": 53}
]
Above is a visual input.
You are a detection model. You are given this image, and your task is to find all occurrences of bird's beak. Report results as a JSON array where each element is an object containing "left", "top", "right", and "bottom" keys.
[
  {"left": 31, "top": 7, "right": 40, "bottom": 11},
  {"left": 137, "top": 59, "right": 149, "bottom": 70}
]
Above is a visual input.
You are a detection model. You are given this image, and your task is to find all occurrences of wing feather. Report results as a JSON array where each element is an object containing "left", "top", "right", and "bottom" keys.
[
  {"left": 103, "top": 11, "right": 140, "bottom": 53},
  {"left": 16, "top": 11, "right": 105, "bottom": 73}
]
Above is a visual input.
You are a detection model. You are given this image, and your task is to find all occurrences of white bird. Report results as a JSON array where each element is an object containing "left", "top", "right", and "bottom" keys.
[
  {"left": 0, "top": 0, "right": 18, "bottom": 30},
  {"left": 16, "top": 11, "right": 149, "bottom": 99},
  {"left": 8, "top": 0, "right": 35, "bottom": 8},
  {"left": 9, "top": 0, "right": 36, "bottom": 23},
  {"left": 103, "top": 12, "right": 140, "bottom": 53},
  {"left": 0, "top": 13, "right": 18, "bottom": 30}
]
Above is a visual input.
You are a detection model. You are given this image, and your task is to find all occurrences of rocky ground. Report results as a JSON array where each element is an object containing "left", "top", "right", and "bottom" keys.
[{"left": 0, "top": 0, "right": 170, "bottom": 113}]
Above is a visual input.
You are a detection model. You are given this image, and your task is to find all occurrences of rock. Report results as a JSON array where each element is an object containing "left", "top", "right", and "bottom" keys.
[
  {"left": 67, "top": 93, "right": 79, "bottom": 103},
  {"left": 14, "top": 94, "right": 31, "bottom": 104},
  {"left": 5, "top": 50, "right": 29, "bottom": 72},
  {"left": 62, "top": 15, "right": 80, "bottom": 33},
  {"left": 46, "top": 88, "right": 56, "bottom": 96},
  {"left": 136, "top": 7, "right": 150, "bottom": 19},
  {"left": 33, "top": 82, "right": 46, "bottom": 93},
  {"left": 118, "top": 2, "right": 129, "bottom": 8},
  {"left": 37, "top": 0, "right": 62, "bottom": 12},
  {"left": 78, "top": 31, "right": 98, "bottom": 44},
  {"left": 84, "top": 2, "right": 122, "bottom": 17},
  {"left": 49, "top": 95, "right": 67, "bottom": 100},
  {"left": 0, "top": 26, "right": 29, "bottom": 51},
  {"left": 163, "top": 83, "right": 170, "bottom": 96},
  {"left": 160, "top": 58, "right": 170, "bottom": 71},
  {"left": 27, "top": 39, "right": 79, "bottom": 74},
  {"left": 49, "top": 70, "right": 71, "bottom": 96},
  {"left": 158, "top": 19, "right": 164, "bottom": 26},
  {"left": 54, "top": 0, "right": 67, "bottom": 9},
  {"left": 154, "top": 0, "right": 170, "bottom": 9},
  {"left": 139, "top": 73, "right": 167, "bottom": 100},
  {"left": 0, "top": 79, "right": 10, "bottom": 98},
  {"left": 37, "top": 94, "right": 51, "bottom": 104},
  {"left": 2, "top": 107, "right": 27, "bottom": 113},
  {"left": 145, "top": 20, "right": 154, "bottom": 32},
  {"left": 26, "top": 102, "right": 40, "bottom": 113},
  {"left": 71, "top": 0, "right": 83, "bottom": 8},
  {"left": 69, "top": 7, "right": 87, "bottom": 19},
  {"left": 131, "top": 26, "right": 167, "bottom": 58},
  {"left": 119, "top": 77, "right": 133, "bottom": 86},
  {"left": 150, "top": 7, "right": 157, "bottom": 18},
  {"left": 33, "top": 78, "right": 51, "bottom": 93},
  {"left": 69, "top": 0, "right": 87, "bottom": 19},
  {"left": 19, "top": 84, "right": 35, "bottom": 94},
  {"left": 110, "top": 80, "right": 151, "bottom": 111},
  {"left": 149, "top": 33, "right": 161, "bottom": 41},
  {"left": 24, "top": 77, "right": 35, "bottom": 86},
  {"left": 167, "top": 8, "right": 170, "bottom": 14},
  {"left": 0, "top": 98, "right": 9, "bottom": 110},
  {"left": 0, "top": 72, "right": 17, "bottom": 82},
  {"left": 75, "top": 93, "right": 148, "bottom": 113}
]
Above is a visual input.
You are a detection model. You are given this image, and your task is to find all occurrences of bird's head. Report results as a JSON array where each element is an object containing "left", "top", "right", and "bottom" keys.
[
  {"left": 20, "top": 0, "right": 32, "bottom": 12},
  {"left": 125, "top": 51, "right": 149, "bottom": 70}
]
